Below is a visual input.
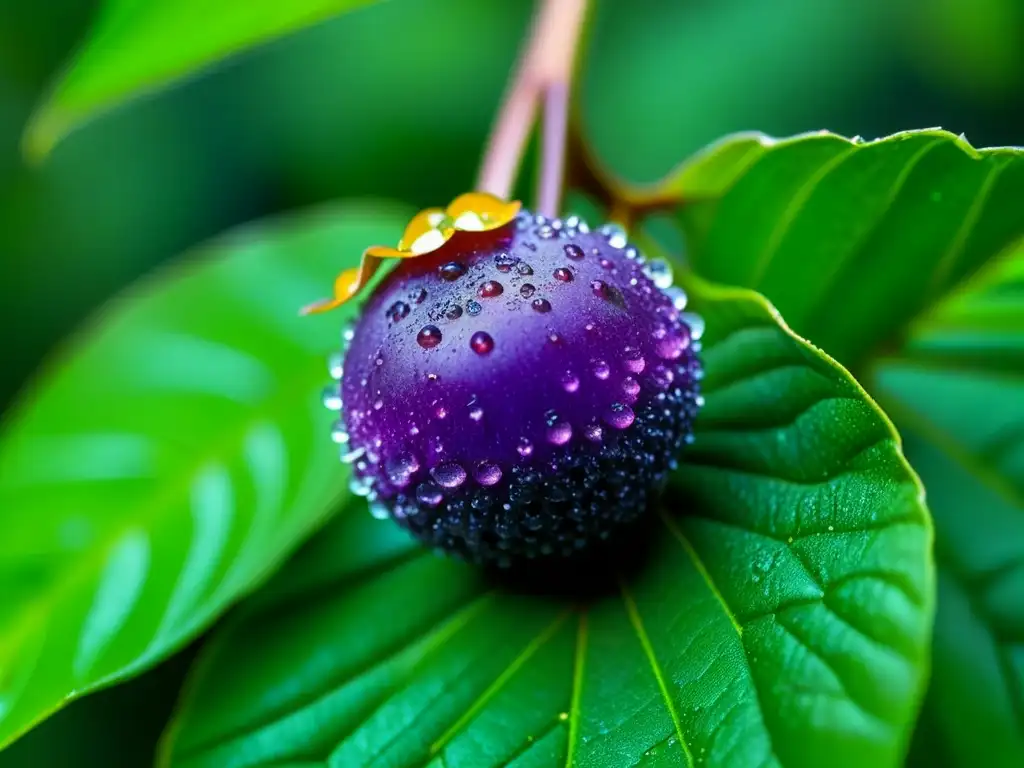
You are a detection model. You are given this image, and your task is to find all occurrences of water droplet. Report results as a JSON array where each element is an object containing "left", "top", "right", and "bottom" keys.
[
  {"left": 650, "top": 364, "right": 674, "bottom": 390},
  {"left": 474, "top": 461, "right": 503, "bottom": 486},
  {"left": 554, "top": 267, "right": 573, "bottom": 282},
  {"left": 519, "top": 283, "right": 536, "bottom": 299},
  {"left": 561, "top": 371, "right": 580, "bottom": 393},
  {"left": 564, "top": 243, "right": 585, "bottom": 260},
  {"left": 342, "top": 325, "right": 356, "bottom": 343},
  {"left": 602, "top": 225, "right": 627, "bottom": 249},
  {"left": 469, "top": 398, "right": 485, "bottom": 421},
  {"left": 368, "top": 497, "right": 389, "bottom": 516},
  {"left": 410, "top": 287, "right": 427, "bottom": 304},
  {"left": 446, "top": 304, "right": 463, "bottom": 320},
  {"left": 426, "top": 372, "right": 440, "bottom": 383},
  {"left": 680, "top": 311, "right": 705, "bottom": 340},
  {"left": 517, "top": 437, "right": 534, "bottom": 457},
  {"left": 387, "top": 300, "right": 410, "bottom": 323},
  {"left": 592, "top": 360, "right": 610, "bottom": 380},
  {"left": 431, "top": 461, "right": 467, "bottom": 488},
  {"left": 599, "top": 257, "right": 615, "bottom": 271},
  {"left": 591, "top": 279, "right": 611, "bottom": 299},
  {"left": 647, "top": 259, "right": 674, "bottom": 289},
  {"left": 531, "top": 298, "right": 551, "bottom": 313},
  {"left": 386, "top": 451, "right": 420, "bottom": 486},
  {"left": 417, "top": 325, "right": 443, "bottom": 349},
  {"left": 470, "top": 331, "right": 494, "bottom": 355},
  {"left": 409, "top": 424, "right": 420, "bottom": 436},
  {"left": 438, "top": 262, "right": 466, "bottom": 281},
  {"left": 585, "top": 322, "right": 595, "bottom": 332},
  {"left": 375, "top": 356, "right": 384, "bottom": 367},
  {"left": 322, "top": 385, "right": 342, "bottom": 411},
  {"left": 603, "top": 402, "right": 635, "bottom": 429},
  {"left": 516, "top": 262, "right": 533, "bottom": 275},
  {"left": 466, "top": 300, "right": 483, "bottom": 316},
  {"left": 621, "top": 376, "right": 641, "bottom": 398},
  {"left": 434, "top": 403, "right": 448, "bottom": 419},
  {"left": 665, "top": 285, "right": 688, "bottom": 311},
  {"left": 330, "top": 420, "right": 349, "bottom": 444},
  {"left": 479, "top": 280, "right": 504, "bottom": 298},
  {"left": 416, "top": 482, "right": 443, "bottom": 507},
  {"left": 623, "top": 346, "right": 646, "bottom": 373},
  {"left": 584, "top": 422, "right": 603, "bottom": 442},
  {"left": 538, "top": 224, "right": 555, "bottom": 239},
  {"left": 655, "top": 327, "right": 690, "bottom": 360},
  {"left": 372, "top": 398, "right": 384, "bottom": 410},
  {"left": 546, "top": 420, "right": 573, "bottom": 445},
  {"left": 327, "top": 353, "right": 344, "bottom": 380},
  {"left": 495, "top": 253, "right": 517, "bottom": 272},
  {"left": 341, "top": 446, "right": 366, "bottom": 465},
  {"left": 548, "top": 331, "right": 563, "bottom": 345}
]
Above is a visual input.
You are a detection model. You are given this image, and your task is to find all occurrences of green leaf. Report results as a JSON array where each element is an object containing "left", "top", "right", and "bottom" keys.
[
  {"left": 0, "top": 202, "right": 409, "bottom": 749},
  {"left": 647, "top": 129, "right": 1024, "bottom": 369},
  {"left": 23, "top": 0, "right": 378, "bottom": 160},
  {"left": 641, "top": 129, "right": 1024, "bottom": 765},
  {"left": 158, "top": 278, "right": 933, "bottom": 768},
  {"left": 871, "top": 255, "right": 1024, "bottom": 766}
]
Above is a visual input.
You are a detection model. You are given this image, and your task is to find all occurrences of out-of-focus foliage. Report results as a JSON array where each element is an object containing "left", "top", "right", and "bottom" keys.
[{"left": 1, "top": 0, "right": 1023, "bottom": 762}]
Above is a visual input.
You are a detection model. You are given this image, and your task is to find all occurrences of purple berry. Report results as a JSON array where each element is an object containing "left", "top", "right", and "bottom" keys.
[{"left": 330, "top": 212, "right": 702, "bottom": 565}]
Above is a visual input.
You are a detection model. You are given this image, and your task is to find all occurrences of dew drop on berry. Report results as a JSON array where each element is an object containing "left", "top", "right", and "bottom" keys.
[
  {"left": 650, "top": 364, "right": 674, "bottom": 390},
  {"left": 591, "top": 279, "right": 610, "bottom": 299},
  {"left": 386, "top": 451, "right": 420, "bottom": 486},
  {"left": 520, "top": 283, "right": 536, "bottom": 299},
  {"left": 561, "top": 371, "right": 580, "bottom": 393},
  {"left": 546, "top": 420, "right": 573, "bottom": 446},
  {"left": 474, "top": 461, "right": 503, "bottom": 486},
  {"left": 531, "top": 298, "right": 551, "bottom": 313},
  {"left": 417, "top": 325, "right": 443, "bottom": 349},
  {"left": 431, "top": 461, "right": 467, "bottom": 488},
  {"left": 387, "top": 300, "right": 410, "bottom": 322},
  {"left": 470, "top": 331, "right": 494, "bottom": 355},
  {"left": 564, "top": 243, "right": 585, "bottom": 260},
  {"left": 495, "top": 253, "right": 517, "bottom": 272},
  {"left": 592, "top": 359, "right": 610, "bottom": 380},
  {"left": 623, "top": 346, "right": 646, "bottom": 373},
  {"left": 446, "top": 305, "right": 463, "bottom": 320},
  {"left": 603, "top": 402, "right": 635, "bottom": 430},
  {"left": 517, "top": 437, "right": 534, "bottom": 457},
  {"left": 466, "top": 300, "right": 482, "bottom": 316},
  {"left": 479, "top": 280, "right": 504, "bottom": 298},
  {"left": 584, "top": 422, "right": 603, "bottom": 442},
  {"left": 411, "top": 287, "right": 428, "bottom": 304},
  {"left": 516, "top": 262, "right": 533, "bottom": 276},
  {"left": 416, "top": 482, "right": 443, "bottom": 507},
  {"left": 554, "top": 267, "right": 573, "bottom": 282},
  {"left": 647, "top": 260, "right": 674, "bottom": 289},
  {"left": 599, "top": 257, "right": 615, "bottom": 271},
  {"left": 622, "top": 376, "right": 641, "bottom": 398},
  {"left": 438, "top": 262, "right": 466, "bottom": 281}
]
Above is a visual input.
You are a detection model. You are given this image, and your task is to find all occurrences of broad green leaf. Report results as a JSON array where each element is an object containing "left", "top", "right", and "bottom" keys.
[
  {"left": 0, "top": 202, "right": 409, "bottom": 749},
  {"left": 23, "top": 0, "right": 378, "bottom": 160},
  {"left": 644, "top": 129, "right": 1024, "bottom": 369},
  {"left": 637, "top": 129, "right": 1024, "bottom": 766},
  {"left": 158, "top": 278, "right": 933, "bottom": 768},
  {"left": 871, "top": 255, "right": 1024, "bottom": 766}
]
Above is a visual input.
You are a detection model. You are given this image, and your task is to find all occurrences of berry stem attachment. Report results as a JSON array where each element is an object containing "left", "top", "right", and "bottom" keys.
[{"left": 476, "top": 0, "right": 590, "bottom": 215}]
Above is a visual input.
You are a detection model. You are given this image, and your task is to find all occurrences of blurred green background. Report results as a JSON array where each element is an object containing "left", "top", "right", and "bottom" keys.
[{"left": 0, "top": 0, "right": 1022, "bottom": 762}]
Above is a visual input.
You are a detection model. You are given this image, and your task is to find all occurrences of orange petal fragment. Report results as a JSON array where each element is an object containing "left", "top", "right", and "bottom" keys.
[{"left": 299, "top": 254, "right": 384, "bottom": 315}]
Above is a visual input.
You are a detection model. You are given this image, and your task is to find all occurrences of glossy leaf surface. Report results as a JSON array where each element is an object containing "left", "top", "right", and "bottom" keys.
[
  {"left": 160, "top": 279, "right": 933, "bottom": 768},
  {"left": 645, "top": 129, "right": 1024, "bottom": 766},
  {"left": 0, "top": 202, "right": 408, "bottom": 748}
]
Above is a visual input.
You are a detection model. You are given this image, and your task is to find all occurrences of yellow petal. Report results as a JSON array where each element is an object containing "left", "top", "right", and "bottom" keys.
[
  {"left": 299, "top": 254, "right": 384, "bottom": 315},
  {"left": 398, "top": 207, "right": 447, "bottom": 251},
  {"left": 446, "top": 192, "right": 520, "bottom": 228}
]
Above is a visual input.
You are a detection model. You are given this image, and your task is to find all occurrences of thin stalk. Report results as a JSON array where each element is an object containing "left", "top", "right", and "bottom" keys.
[{"left": 476, "top": 0, "right": 590, "bottom": 215}]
